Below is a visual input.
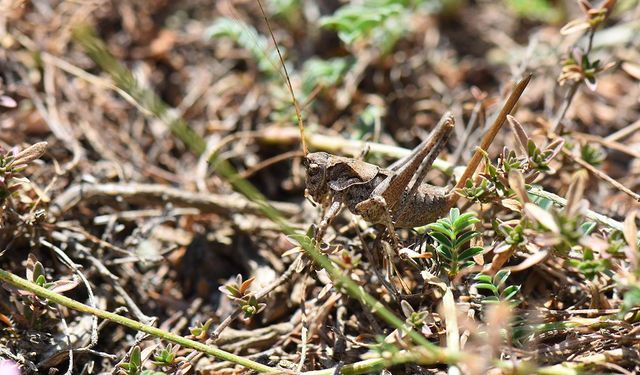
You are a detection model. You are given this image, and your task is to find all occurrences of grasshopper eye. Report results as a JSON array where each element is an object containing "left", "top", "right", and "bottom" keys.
[{"left": 308, "top": 164, "right": 320, "bottom": 176}]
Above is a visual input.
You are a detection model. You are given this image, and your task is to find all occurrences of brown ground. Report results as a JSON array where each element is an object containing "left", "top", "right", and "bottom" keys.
[{"left": 1, "top": 0, "right": 639, "bottom": 373}]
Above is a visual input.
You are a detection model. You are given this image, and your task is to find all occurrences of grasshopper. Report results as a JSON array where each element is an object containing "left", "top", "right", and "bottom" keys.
[
  {"left": 304, "top": 113, "right": 454, "bottom": 245},
  {"left": 302, "top": 76, "right": 531, "bottom": 246},
  {"left": 255, "top": 0, "right": 531, "bottom": 245}
]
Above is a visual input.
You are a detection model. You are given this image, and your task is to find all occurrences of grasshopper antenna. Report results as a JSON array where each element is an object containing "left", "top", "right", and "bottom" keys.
[
  {"left": 256, "top": 0, "right": 308, "bottom": 155},
  {"left": 448, "top": 74, "right": 532, "bottom": 207}
]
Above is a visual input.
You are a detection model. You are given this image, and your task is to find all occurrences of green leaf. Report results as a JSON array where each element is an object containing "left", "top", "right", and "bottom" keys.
[
  {"left": 580, "top": 221, "right": 597, "bottom": 235},
  {"left": 319, "top": 1, "right": 404, "bottom": 46},
  {"left": 206, "top": 18, "right": 282, "bottom": 77},
  {"left": 475, "top": 283, "right": 499, "bottom": 294},
  {"left": 35, "top": 274, "right": 46, "bottom": 287},
  {"left": 429, "top": 232, "right": 454, "bottom": 249},
  {"left": 426, "top": 221, "right": 454, "bottom": 234},
  {"left": 455, "top": 231, "right": 480, "bottom": 248},
  {"left": 473, "top": 274, "right": 492, "bottom": 283},
  {"left": 130, "top": 346, "right": 142, "bottom": 367},
  {"left": 622, "top": 285, "right": 640, "bottom": 314},
  {"left": 120, "top": 363, "right": 135, "bottom": 372},
  {"left": 453, "top": 212, "right": 479, "bottom": 229},
  {"left": 301, "top": 57, "right": 352, "bottom": 95},
  {"left": 502, "top": 285, "right": 521, "bottom": 300},
  {"left": 458, "top": 246, "right": 484, "bottom": 261},
  {"left": 437, "top": 246, "right": 453, "bottom": 261},
  {"left": 527, "top": 140, "right": 537, "bottom": 157},
  {"left": 449, "top": 207, "right": 460, "bottom": 222},
  {"left": 33, "top": 261, "right": 46, "bottom": 282},
  {"left": 504, "top": 0, "right": 562, "bottom": 22},
  {"left": 225, "top": 285, "right": 240, "bottom": 297},
  {"left": 495, "top": 269, "right": 511, "bottom": 286}
]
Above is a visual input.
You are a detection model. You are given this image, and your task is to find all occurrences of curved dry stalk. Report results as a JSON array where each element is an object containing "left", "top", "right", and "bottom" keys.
[{"left": 448, "top": 74, "right": 532, "bottom": 207}]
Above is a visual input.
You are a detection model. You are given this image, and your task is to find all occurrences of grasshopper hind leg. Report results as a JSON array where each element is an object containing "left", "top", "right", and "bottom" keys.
[
  {"left": 393, "top": 184, "right": 449, "bottom": 228},
  {"left": 354, "top": 195, "right": 402, "bottom": 248}
]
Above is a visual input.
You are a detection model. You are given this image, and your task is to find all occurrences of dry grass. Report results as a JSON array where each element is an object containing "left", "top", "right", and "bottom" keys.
[{"left": 0, "top": 0, "right": 639, "bottom": 373}]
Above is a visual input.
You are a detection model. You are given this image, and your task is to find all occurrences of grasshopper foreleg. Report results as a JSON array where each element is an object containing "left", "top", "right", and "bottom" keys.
[{"left": 316, "top": 196, "right": 343, "bottom": 244}]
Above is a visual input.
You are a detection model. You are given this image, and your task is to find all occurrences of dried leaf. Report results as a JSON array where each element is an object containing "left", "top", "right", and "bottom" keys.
[
  {"left": 504, "top": 250, "right": 549, "bottom": 272},
  {"left": 501, "top": 198, "right": 522, "bottom": 212},
  {"left": 48, "top": 278, "right": 80, "bottom": 294},
  {"left": 317, "top": 282, "right": 333, "bottom": 300},
  {"left": 623, "top": 210, "right": 638, "bottom": 254},
  {"left": 485, "top": 303, "right": 512, "bottom": 352},
  {"left": 601, "top": 0, "right": 616, "bottom": 15},
  {"left": 281, "top": 246, "right": 303, "bottom": 257},
  {"left": 508, "top": 170, "right": 529, "bottom": 204},
  {"left": 588, "top": 283, "right": 612, "bottom": 310},
  {"left": 489, "top": 247, "right": 514, "bottom": 273},
  {"left": 25, "top": 253, "right": 43, "bottom": 282},
  {"left": 240, "top": 276, "right": 256, "bottom": 294},
  {"left": 493, "top": 241, "right": 513, "bottom": 255},
  {"left": 565, "top": 170, "right": 588, "bottom": 216},
  {"left": 507, "top": 115, "right": 529, "bottom": 156},
  {"left": 560, "top": 18, "right": 590, "bottom": 35},
  {"left": 579, "top": 235, "right": 610, "bottom": 255},
  {"left": 578, "top": 0, "right": 591, "bottom": 13},
  {"left": 399, "top": 247, "right": 432, "bottom": 259},
  {"left": 621, "top": 62, "right": 640, "bottom": 80},
  {"left": 0, "top": 312, "right": 14, "bottom": 328},
  {"left": 0, "top": 95, "right": 17, "bottom": 108},
  {"left": 12, "top": 142, "right": 48, "bottom": 167},
  {"left": 545, "top": 137, "right": 565, "bottom": 161},
  {"left": 441, "top": 288, "right": 459, "bottom": 352},
  {"left": 400, "top": 299, "right": 415, "bottom": 317},
  {"left": 524, "top": 203, "right": 560, "bottom": 233}
]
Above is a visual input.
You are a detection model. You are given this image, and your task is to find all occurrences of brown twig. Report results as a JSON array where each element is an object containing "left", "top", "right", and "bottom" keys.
[
  {"left": 573, "top": 132, "right": 640, "bottom": 159},
  {"left": 562, "top": 149, "right": 640, "bottom": 203},
  {"left": 50, "top": 182, "right": 299, "bottom": 217},
  {"left": 448, "top": 74, "right": 532, "bottom": 207},
  {"left": 605, "top": 119, "right": 640, "bottom": 143}
]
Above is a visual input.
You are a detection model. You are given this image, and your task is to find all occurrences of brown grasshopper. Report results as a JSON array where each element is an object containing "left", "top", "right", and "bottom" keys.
[
  {"left": 304, "top": 113, "right": 453, "bottom": 245},
  {"left": 302, "top": 76, "right": 531, "bottom": 245},
  {"left": 255, "top": 0, "right": 531, "bottom": 245}
]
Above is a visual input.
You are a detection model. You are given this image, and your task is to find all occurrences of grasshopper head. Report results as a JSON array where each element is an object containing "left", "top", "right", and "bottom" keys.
[{"left": 303, "top": 152, "right": 332, "bottom": 205}]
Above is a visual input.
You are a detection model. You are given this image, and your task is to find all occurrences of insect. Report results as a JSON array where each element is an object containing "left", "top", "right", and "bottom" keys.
[
  {"left": 255, "top": 0, "right": 531, "bottom": 246},
  {"left": 303, "top": 113, "right": 454, "bottom": 245},
  {"left": 302, "top": 77, "right": 531, "bottom": 246}
]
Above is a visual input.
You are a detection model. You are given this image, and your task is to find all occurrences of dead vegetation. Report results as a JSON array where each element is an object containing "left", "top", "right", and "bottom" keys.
[{"left": 1, "top": 0, "right": 640, "bottom": 374}]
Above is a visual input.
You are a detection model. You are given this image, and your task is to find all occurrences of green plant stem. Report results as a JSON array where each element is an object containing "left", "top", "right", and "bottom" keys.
[
  {"left": 528, "top": 187, "right": 631, "bottom": 235},
  {"left": 302, "top": 350, "right": 452, "bottom": 375},
  {"left": 0, "top": 268, "right": 277, "bottom": 373}
]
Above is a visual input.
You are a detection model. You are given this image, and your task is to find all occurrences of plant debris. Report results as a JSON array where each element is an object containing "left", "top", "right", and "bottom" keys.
[{"left": 1, "top": 0, "right": 639, "bottom": 374}]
